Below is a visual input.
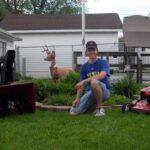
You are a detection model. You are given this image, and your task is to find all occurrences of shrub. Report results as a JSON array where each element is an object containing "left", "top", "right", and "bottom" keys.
[
  {"left": 57, "top": 82, "right": 76, "bottom": 95},
  {"left": 33, "top": 79, "right": 52, "bottom": 101},
  {"left": 32, "top": 72, "right": 147, "bottom": 105},
  {"left": 60, "top": 72, "right": 80, "bottom": 85},
  {"left": 32, "top": 72, "right": 79, "bottom": 102},
  {"left": 43, "top": 94, "right": 75, "bottom": 106},
  {"left": 112, "top": 77, "right": 139, "bottom": 98},
  {"left": 46, "top": 81, "right": 60, "bottom": 94},
  {"left": 104, "top": 95, "right": 129, "bottom": 105}
]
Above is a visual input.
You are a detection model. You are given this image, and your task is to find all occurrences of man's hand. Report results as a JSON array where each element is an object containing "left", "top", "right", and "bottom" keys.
[
  {"left": 75, "top": 80, "right": 84, "bottom": 89},
  {"left": 72, "top": 99, "right": 80, "bottom": 107}
]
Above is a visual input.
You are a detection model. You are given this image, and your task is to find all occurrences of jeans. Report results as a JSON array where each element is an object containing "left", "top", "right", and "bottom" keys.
[{"left": 70, "top": 81, "right": 111, "bottom": 114}]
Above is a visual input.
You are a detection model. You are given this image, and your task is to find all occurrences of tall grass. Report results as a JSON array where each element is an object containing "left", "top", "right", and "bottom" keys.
[
  {"left": 33, "top": 72, "right": 79, "bottom": 103},
  {"left": 112, "top": 77, "right": 139, "bottom": 98},
  {"left": 32, "top": 73, "right": 147, "bottom": 105},
  {"left": 43, "top": 94, "right": 75, "bottom": 106}
]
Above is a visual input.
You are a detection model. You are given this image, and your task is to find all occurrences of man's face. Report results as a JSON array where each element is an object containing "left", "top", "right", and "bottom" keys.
[{"left": 86, "top": 48, "right": 98, "bottom": 62}]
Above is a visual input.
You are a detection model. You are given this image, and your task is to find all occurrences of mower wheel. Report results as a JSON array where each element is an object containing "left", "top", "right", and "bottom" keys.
[{"left": 122, "top": 104, "right": 131, "bottom": 112}]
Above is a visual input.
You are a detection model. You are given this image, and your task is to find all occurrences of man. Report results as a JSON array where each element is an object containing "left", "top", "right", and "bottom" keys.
[{"left": 70, "top": 41, "right": 111, "bottom": 116}]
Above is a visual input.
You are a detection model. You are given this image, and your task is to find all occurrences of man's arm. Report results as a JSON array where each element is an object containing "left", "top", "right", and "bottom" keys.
[
  {"left": 76, "top": 71, "right": 107, "bottom": 89},
  {"left": 72, "top": 84, "right": 84, "bottom": 107}
]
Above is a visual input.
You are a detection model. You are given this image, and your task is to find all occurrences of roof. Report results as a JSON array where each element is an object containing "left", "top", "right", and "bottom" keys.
[
  {"left": 123, "top": 15, "right": 150, "bottom": 48},
  {"left": 0, "top": 28, "right": 22, "bottom": 42},
  {"left": 0, "top": 13, "right": 122, "bottom": 31}
]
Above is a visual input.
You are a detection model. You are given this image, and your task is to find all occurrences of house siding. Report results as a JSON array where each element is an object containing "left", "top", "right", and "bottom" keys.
[{"left": 12, "top": 31, "right": 119, "bottom": 78}]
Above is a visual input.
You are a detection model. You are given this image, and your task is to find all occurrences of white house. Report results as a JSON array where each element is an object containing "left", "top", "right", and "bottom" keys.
[
  {"left": 0, "top": 13, "right": 122, "bottom": 78},
  {"left": 0, "top": 28, "right": 21, "bottom": 56}
]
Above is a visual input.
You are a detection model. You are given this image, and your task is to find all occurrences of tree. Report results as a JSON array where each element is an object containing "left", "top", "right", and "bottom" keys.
[
  {"left": 0, "top": 0, "right": 82, "bottom": 15},
  {"left": 0, "top": 0, "right": 9, "bottom": 20},
  {"left": 47, "top": 0, "right": 82, "bottom": 14},
  {"left": 1, "top": 0, "right": 27, "bottom": 14}
]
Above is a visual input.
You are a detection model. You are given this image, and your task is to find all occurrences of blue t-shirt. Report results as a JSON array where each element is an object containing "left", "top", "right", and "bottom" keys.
[{"left": 80, "top": 58, "right": 111, "bottom": 91}]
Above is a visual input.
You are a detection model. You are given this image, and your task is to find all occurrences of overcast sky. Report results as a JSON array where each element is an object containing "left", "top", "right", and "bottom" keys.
[{"left": 87, "top": 0, "right": 150, "bottom": 22}]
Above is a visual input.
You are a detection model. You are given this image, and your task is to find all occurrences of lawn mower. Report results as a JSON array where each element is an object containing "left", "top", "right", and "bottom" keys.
[{"left": 122, "top": 86, "right": 150, "bottom": 114}]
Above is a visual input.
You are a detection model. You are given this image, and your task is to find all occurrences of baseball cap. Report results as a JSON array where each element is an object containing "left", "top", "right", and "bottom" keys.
[{"left": 86, "top": 41, "right": 97, "bottom": 50}]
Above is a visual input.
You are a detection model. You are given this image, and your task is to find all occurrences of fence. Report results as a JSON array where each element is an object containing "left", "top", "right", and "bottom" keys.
[
  {"left": 15, "top": 43, "right": 150, "bottom": 83},
  {"left": 15, "top": 45, "right": 74, "bottom": 78}
]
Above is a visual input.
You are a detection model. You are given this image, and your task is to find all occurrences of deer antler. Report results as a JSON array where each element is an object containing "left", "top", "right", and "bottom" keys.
[
  {"left": 42, "top": 45, "right": 49, "bottom": 53},
  {"left": 42, "top": 45, "right": 56, "bottom": 62}
]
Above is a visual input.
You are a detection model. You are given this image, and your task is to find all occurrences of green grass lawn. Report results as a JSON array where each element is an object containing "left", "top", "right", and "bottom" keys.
[{"left": 0, "top": 109, "right": 150, "bottom": 150}]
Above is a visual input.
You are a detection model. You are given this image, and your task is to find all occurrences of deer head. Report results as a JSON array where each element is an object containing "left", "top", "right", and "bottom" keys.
[{"left": 42, "top": 46, "right": 56, "bottom": 62}]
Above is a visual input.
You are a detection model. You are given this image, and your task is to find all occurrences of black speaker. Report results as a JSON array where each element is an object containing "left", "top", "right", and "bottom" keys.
[{"left": 0, "top": 50, "right": 15, "bottom": 84}]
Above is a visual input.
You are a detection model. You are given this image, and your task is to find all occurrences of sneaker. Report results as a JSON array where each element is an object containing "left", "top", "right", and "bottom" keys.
[
  {"left": 93, "top": 108, "right": 105, "bottom": 116},
  {"left": 69, "top": 107, "right": 79, "bottom": 116}
]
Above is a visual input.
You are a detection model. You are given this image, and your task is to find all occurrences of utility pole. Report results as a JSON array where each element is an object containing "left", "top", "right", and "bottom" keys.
[{"left": 82, "top": 0, "right": 86, "bottom": 63}]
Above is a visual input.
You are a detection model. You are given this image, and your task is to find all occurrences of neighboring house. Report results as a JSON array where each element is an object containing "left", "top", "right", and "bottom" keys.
[
  {"left": 123, "top": 15, "right": 150, "bottom": 65},
  {"left": 0, "top": 28, "right": 21, "bottom": 56},
  {"left": 0, "top": 13, "right": 122, "bottom": 78}
]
